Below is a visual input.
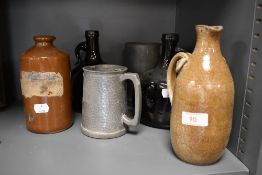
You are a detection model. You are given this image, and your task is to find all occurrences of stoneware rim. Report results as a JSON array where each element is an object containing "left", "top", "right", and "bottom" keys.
[{"left": 195, "top": 25, "right": 223, "bottom": 32}]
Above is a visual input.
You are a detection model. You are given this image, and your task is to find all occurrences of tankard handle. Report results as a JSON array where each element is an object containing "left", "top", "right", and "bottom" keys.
[
  {"left": 75, "top": 41, "right": 86, "bottom": 64},
  {"left": 167, "top": 52, "right": 191, "bottom": 104},
  {"left": 120, "top": 73, "right": 142, "bottom": 126}
]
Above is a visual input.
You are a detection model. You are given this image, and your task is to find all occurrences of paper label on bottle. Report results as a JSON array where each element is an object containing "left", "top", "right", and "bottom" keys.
[
  {"left": 182, "top": 111, "right": 208, "bottom": 127},
  {"left": 20, "top": 71, "right": 63, "bottom": 98},
  {"left": 34, "top": 103, "right": 49, "bottom": 113},
  {"left": 161, "top": 88, "right": 169, "bottom": 98}
]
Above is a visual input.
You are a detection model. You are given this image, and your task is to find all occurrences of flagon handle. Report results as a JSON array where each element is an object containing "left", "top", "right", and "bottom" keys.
[
  {"left": 75, "top": 41, "right": 86, "bottom": 64},
  {"left": 167, "top": 52, "right": 191, "bottom": 104}
]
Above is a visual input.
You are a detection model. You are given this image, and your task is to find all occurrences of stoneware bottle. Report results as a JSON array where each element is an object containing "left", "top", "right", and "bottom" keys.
[
  {"left": 167, "top": 25, "right": 234, "bottom": 165},
  {"left": 20, "top": 35, "right": 72, "bottom": 133}
]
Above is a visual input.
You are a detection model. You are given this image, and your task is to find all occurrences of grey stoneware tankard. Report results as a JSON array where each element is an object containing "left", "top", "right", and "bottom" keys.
[{"left": 81, "top": 64, "right": 142, "bottom": 139}]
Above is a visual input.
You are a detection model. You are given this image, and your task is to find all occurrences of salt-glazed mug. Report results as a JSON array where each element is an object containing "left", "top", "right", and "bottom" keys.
[{"left": 81, "top": 64, "right": 142, "bottom": 139}]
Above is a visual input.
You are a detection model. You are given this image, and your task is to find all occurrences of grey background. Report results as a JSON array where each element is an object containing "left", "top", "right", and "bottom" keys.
[{"left": 7, "top": 0, "right": 177, "bottom": 99}]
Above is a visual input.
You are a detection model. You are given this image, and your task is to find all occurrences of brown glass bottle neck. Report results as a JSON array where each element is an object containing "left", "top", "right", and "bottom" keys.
[
  {"left": 87, "top": 37, "right": 99, "bottom": 52},
  {"left": 159, "top": 39, "right": 178, "bottom": 69},
  {"left": 83, "top": 36, "right": 102, "bottom": 64}
]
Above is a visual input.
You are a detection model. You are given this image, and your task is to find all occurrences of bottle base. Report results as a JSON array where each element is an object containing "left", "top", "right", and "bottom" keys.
[{"left": 140, "top": 117, "right": 170, "bottom": 129}]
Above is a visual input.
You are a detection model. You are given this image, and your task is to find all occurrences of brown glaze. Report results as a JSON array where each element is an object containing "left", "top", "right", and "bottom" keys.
[
  {"left": 167, "top": 25, "right": 234, "bottom": 165},
  {"left": 20, "top": 35, "right": 72, "bottom": 133}
]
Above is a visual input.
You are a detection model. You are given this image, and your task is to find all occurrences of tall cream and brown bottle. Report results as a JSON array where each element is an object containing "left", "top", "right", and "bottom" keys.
[
  {"left": 20, "top": 35, "right": 72, "bottom": 133},
  {"left": 167, "top": 25, "right": 234, "bottom": 165}
]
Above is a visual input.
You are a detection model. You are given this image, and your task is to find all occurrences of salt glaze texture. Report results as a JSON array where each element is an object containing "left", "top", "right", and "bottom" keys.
[
  {"left": 167, "top": 25, "right": 234, "bottom": 165},
  {"left": 82, "top": 64, "right": 142, "bottom": 139},
  {"left": 20, "top": 35, "right": 72, "bottom": 133}
]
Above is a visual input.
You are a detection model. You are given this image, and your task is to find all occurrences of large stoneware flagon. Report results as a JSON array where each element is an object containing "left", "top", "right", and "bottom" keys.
[{"left": 167, "top": 25, "right": 234, "bottom": 165}]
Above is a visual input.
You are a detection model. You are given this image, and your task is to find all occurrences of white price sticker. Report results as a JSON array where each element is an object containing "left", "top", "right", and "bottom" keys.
[
  {"left": 161, "top": 88, "right": 169, "bottom": 98},
  {"left": 182, "top": 111, "right": 208, "bottom": 127},
  {"left": 34, "top": 103, "right": 49, "bottom": 113}
]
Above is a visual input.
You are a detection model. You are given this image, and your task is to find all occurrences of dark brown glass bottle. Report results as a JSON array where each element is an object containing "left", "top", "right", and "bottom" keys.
[
  {"left": 141, "top": 33, "right": 180, "bottom": 129},
  {"left": 72, "top": 30, "right": 103, "bottom": 112}
]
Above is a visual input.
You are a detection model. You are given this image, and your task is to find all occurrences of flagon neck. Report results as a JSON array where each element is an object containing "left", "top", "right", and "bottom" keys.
[
  {"left": 87, "top": 36, "right": 99, "bottom": 52},
  {"left": 86, "top": 30, "right": 99, "bottom": 53},
  {"left": 193, "top": 25, "right": 223, "bottom": 55},
  {"left": 85, "top": 31, "right": 101, "bottom": 63}
]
